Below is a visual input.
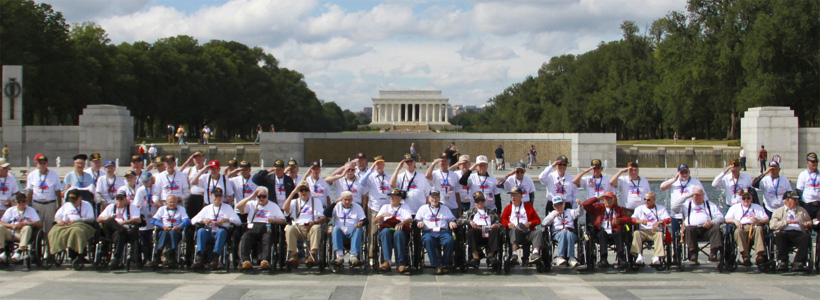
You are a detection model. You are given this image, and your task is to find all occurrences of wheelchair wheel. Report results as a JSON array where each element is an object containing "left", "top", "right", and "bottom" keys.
[
  {"left": 72, "top": 257, "right": 84, "bottom": 271},
  {"left": 318, "top": 225, "right": 327, "bottom": 273}
]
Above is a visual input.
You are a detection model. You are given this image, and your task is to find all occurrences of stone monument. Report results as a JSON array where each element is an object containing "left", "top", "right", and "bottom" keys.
[{"left": 368, "top": 90, "right": 460, "bottom": 131}]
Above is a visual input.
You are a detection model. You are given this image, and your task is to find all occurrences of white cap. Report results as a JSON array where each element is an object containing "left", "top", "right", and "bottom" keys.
[
  {"left": 476, "top": 155, "right": 489, "bottom": 165},
  {"left": 0, "top": 158, "right": 8, "bottom": 168}
]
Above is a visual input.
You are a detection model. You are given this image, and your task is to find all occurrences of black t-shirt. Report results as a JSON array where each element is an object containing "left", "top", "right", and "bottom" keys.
[{"left": 495, "top": 148, "right": 504, "bottom": 158}]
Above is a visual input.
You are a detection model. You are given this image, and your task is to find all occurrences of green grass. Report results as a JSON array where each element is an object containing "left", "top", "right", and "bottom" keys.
[{"left": 617, "top": 139, "right": 739, "bottom": 146}]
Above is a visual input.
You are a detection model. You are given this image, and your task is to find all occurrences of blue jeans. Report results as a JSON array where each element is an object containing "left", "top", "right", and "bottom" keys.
[
  {"left": 332, "top": 226, "right": 363, "bottom": 256},
  {"left": 379, "top": 228, "right": 407, "bottom": 266},
  {"left": 156, "top": 230, "right": 182, "bottom": 251},
  {"left": 196, "top": 227, "right": 228, "bottom": 259},
  {"left": 422, "top": 230, "right": 454, "bottom": 267},
  {"left": 553, "top": 230, "right": 577, "bottom": 258},
  {"left": 254, "top": 134, "right": 260, "bottom": 144}
]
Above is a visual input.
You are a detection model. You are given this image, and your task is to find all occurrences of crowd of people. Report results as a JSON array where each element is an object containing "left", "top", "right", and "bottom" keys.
[{"left": 0, "top": 148, "right": 818, "bottom": 275}]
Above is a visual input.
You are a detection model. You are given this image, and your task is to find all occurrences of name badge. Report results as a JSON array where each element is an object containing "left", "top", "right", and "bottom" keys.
[{"left": 433, "top": 224, "right": 441, "bottom": 232}]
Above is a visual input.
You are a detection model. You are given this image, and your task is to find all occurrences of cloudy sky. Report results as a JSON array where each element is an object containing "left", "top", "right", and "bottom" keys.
[{"left": 49, "top": 0, "right": 687, "bottom": 111}]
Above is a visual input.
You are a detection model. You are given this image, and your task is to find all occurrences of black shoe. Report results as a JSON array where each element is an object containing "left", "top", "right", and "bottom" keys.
[
  {"left": 434, "top": 267, "right": 444, "bottom": 275},
  {"left": 209, "top": 258, "right": 220, "bottom": 269},
  {"left": 597, "top": 260, "right": 611, "bottom": 268},
  {"left": 192, "top": 256, "right": 205, "bottom": 269},
  {"left": 489, "top": 257, "right": 500, "bottom": 268},
  {"left": 708, "top": 253, "right": 718, "bottom": 262},
  {"left": 792, "top": 263, "right": 808, "bottom": 272},
  {"left": 509, "top": 254, "right": 519, "bottom": 264},
  {"left": 740, "top": 257, "right": 752, "bottom": 267},
  {"left": 755, "top": 254, "right": 767, "bottom": 265},
  {"left": 616, "top": 259, "right": 628, "bottom": 269},
  {"left": 467, "top": 258, "right": 480, "bottom": 268},
  {"left": 109, "top": 258, "right": 122, "bottom": 269},
  {"left": 776, "top": 261, "right": 789, "bottom": 272}
]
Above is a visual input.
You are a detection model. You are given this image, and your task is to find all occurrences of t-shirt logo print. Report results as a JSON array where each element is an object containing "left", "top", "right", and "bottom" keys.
[
  {"left": 301, "top": 206, "right": 312, "bottom": 214},
  {"left": 429, "top": 215, "right": 440, "bottom": 222},
  {"left": 38, "top": 181, "right": 48, "bottom": 191},
  {"left": 693, "top": 207, "right": 705, "bottom": 214},
  {"left": 630, "top": 187, "right": 641, "bottom": 195},
  {"left": 255, "top": 209, "right": 267, "bottom": 218},
  {"left": 0, "top": 182, "right": 7, "bottom": 192},
  {"left": 168, "top": 181, "right": 180, "bottom": 191},
  {"left": 555, "top": 182, "right": 566, "bottom": 194},
  {"left": 314, "top": 185, "right": 325, "bottom": 194}
]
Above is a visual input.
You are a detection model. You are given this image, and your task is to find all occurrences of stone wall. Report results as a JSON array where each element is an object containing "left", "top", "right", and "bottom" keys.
[
  {"left": 23, "top": 126, "right": 80, "bottom": 162},
  {"left": 740, "top": 106, "right": 799, "bottom": 169},
  {"left": 799, "top": 128, "right": 820, "bottom": 168},
  {"left": 79, "top": 105, "right": 133, "bottom": 164}
]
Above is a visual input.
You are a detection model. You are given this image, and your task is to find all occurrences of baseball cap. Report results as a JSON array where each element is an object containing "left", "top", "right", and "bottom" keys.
[
  {"left": 591, "top": 159, "right": 602, "bottom": 167},
  {"left": 89, "top": 153, "right": 102, "bottom": 161},
  {"left": 403, "top": 153, "right": 414, "bottom": 162},
  {"left": 66, "top": 190, "right": 79, "bottom": 200},
  {"left": 807, "top": 152, "right": 818, "bottom": 162},
  {"left": 239, "top": 161, "right": 251, "bottom": 168},
  {"left": 508, "top": 186, "right": 523, "bottom": 194},
  {"left": 476, "top": 155, "right": 489, "bottom": 165},
  {"left": 354, "top": 152, "right": 366, "bottom": 159},
  {"left": 677, "top": 163, "right": 689, "bottom": 172},
  {"left": 428, "top": 190, "right": 440, "bottom": 197},
  {"left": 228, "top": 159, "right": 238, "bottom": 168},
  {"left": 599, "top": 191, "right": 617, "bottom": 200},
  {"left": 556, "top": 155, "right": 569, "bottom": 163},
  {"left": 297, "top": 182, "right": 310, "bottom": 192},
  {"left": 472, "top": 191, "right": 485, "bottom": 200},
  {"left": 374, "top": 156, "right": 385, "bottom": 163},
  {"left": 73, "top": 154, "right": 88, "bottom": 161},
  {"left": 104, "top": 160, "right": 115, "bottom": 167},
  {"left": 768, "top": 161, "right": 780, "bottom": 167},
  {"left": 124, "top": 170, "right": 137, "bottom": 177},
  {"left": 164, "top": 155, "right": 176, "bottom": 162},
  {"left": 740, "top": 188, "right": 753, "bottom": 196},
  {"left": 140, "top": 172, "right": 152, "bottom": 182},
  {"left": 0, "top": 158, "right": 9, "bottom": 168},
  {"left": 439, "top": 152, "right": 448, "bottom": 159},
  {"left": 131, "top": 155, "right": 141, "bottom": 162},
  {"left": 552, "top": 196, "right": 565, "bottom": 205},
  {"left": 310, "top": 161, "right": 321, "bottom": 168},
  {"left": 627, "top": 162, "right": 639, "bottom": 168},
  {"left": 34, "top": 153, "right": 47, "bottom": 162},
  {"left": 155, "top": 157, "right": 164, "bottom": 165},
  {"left": 783, "top": 191, "right": 800, "bottom": 200},
  {"left": 192, "top": 151, "right": 204, "bottom": 157},
  {"left": 514, "top": 162, "right": 526, "bottom": 170},
  {"left": 211, "top": 187, "right": 223, "bottom": 196},
  {"left": 273, "top": 160, "right": 285, "bottom": 168},
  {"left": 388, "top": 188, "right": 406, "bottom": 199},
  {"left": 730, "top": 159, "right": 741, "bottom": 167},
  {"left": 287, "top": 159, "right": 298, "bottom": 167},
  {"left": 208, "top": 160, "right": 220, "bottom": 169},
  {"left": 458, "top": 155, "right": 470, "bottom": 163},
  {"left": 116, "top": 191, "right": 127, "bottom": 199}
]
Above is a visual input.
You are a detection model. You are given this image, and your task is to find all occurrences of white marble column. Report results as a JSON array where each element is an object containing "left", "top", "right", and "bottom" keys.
[
  {"left": 437, "top": 104, "right": 442, "bottom": 122},
  {"left": 444, "top": 104, "right": 449, "bottom": 123},
  {"left": 391, "top": 103, "right": 395, "bottom": 122},
  {"left": 403, "top": 103, "right": 408, "bottom": 122}
]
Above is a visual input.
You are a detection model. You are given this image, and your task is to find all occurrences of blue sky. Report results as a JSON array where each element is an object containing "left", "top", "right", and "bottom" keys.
[{"left": 49, "top": 0, "right": 687, "bottom": 111}]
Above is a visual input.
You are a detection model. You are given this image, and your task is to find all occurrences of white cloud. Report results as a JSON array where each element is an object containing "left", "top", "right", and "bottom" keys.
[
  {"left": 458, "top": 39, "right": 517, "bottom": 60},
  {"left": 49, "top": 0, "right": 151, "bottom": 23},
  {"left": 298, "top": 37, "right": 373, "bottom": 60},
  {"left": 434, "top": 63, "right": 509, "bottom": 88},
  {"left": 390, "top": 62, "right": 432, "bottom": 77}
]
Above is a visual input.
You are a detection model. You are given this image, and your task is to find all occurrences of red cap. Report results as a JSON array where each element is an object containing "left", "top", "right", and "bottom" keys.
[
  {"left": 34, "top": 153, "right": 47, "bottom": 161},
  {"left": 208, "top": 160, "right": 220, "bottom": 169},
  {"left": 599, "top": 191, "right": 617, "bottom": 200}
]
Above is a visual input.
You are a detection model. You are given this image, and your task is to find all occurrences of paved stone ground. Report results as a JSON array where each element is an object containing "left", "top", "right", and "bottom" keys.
[{"left": 1, "top": 257, "right": 819, "bottom": 300}]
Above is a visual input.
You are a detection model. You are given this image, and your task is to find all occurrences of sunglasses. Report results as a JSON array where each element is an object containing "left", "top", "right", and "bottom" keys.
[
  {"left": 644, "top": 198, "right": 653, "bottom": 201},
  {"left": 515, "top": 170, "right": 525, "bottom": 174},
  {"left": 474, "top": 198, "right": 486, "bottom": 203},
  {"left": 742, "top": 196, "right": 752, "bottom": 200},
  {"left": 557, "top": 164, "right": 567, "bottom": 166},
  {"left": 298, "top": 189, "right": 310, "bottom": 193},
  {"left": 258, "top": 194, "right": 268, "bottom": 199}
]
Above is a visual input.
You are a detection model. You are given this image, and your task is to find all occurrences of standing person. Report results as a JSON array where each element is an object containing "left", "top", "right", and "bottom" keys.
[
  {"left": 154, "top": 155, "right": 191, "bottom": 210},
  {"left": 712, "top": 160, "right": 752, "bottom": 207},
  {"left": 180, "top": 152, "right": 207, "bottom": 216},
  {"left": 389, "top": 154, "right": 431, "bottom": 213},
  {"left": 148, "top": 144, "right": 158, "bottom": 163},
  {"left": 499, "top": 163, "right": 536, "bottom": 204},
  {"left": 609, "top": 162, "right": 651, "bottom": 216},
  {"left": 176, "top": 125, "right": 186, "bottom": 145},
  {"left": 660, "top": 164, "right": 708, "bottom": 244},
  {"left": 573, "top": 159, "right": 613, "bottom": 199},
  {"left": 253, "top": 124, "right": 262, "bottom": 145},
  {"left": 795, "top": 152, "right": 820, "bottom": 218},
  {"left": 270, "top": 124, "right": 275, "bottom": 133},
  {"left": 758, "top": 145, "right": 768, "bottom": 174},
  {"left": 285, "top": 160, "right": 302, "bottom": 185},
  {"left": 443, "top": 143, "right": 456, "bottom": 167},
  {"left": 95, "top": 160, "right": 125, "bottom": 209},
  {"left": 230, "top": 161, "right": 258, "bottom": 216},
  {"left": 85, "top": 153, "right": 106, "bottom": 192},
  {"left": 201, "top": 125, "right": 211, "bottom": 145},
  {"left": 360, "top": 156, "right": 388, "bottom": 262},
  {"left": 1, "top": 145, "right": 8, "bottom": 160},
  {"left": 27, "top": 154, "right": 62, "bottom": 233},
  {"left": 134, "top": 172, "right": 160, "bottom": 265},
  {"left": 191, "top": 160, "right": 235, "bottom": 207},
  {"left": 450, "top": 155, "right": 472, "bottom": 212},
  {"left": 752, "top": 161, "right": 793, "bottom": 217},
  {"left": 252, "top": 159, "right": 295, "bottom": 209},
  {"left": 139, "top": 141, "right": 148, "bottom": 165},
  {"left": 539, "top": 156, "right": 578, "bottom": 213},
  {"left": 425, "top": 154, "right": 462, "bottom": 217},
  {"left": 303, "top": 161, "right": 331, "bottom": 207},
  {"left": 457, "top": 155, "right": 501, "bottom": 214},
  {"left": 410, "top": 143, "right": 418, "bottom": 161},
  {"left": 739, "top": 146, "right": 747, "bottom": 171},
  {"left": 63, "top": 155, "right": 94, "bottom": 204},
  {"left": 167, "top": 124, "right": 175, "bottom": 144},
  {"left": 495, "top": 145, "right": 504, "bottom": 171},
  {"left": 528, "top": 145, "right": 538, "bottom": 169},
  {"left": 325, "top": 164, "right": 366, "bottom": 208},
  {"left": 673, "top": 132, "right": 679, "bottom": 145},
  {"left": 0, "top": 158, "right": 20, "bottom": 217}
]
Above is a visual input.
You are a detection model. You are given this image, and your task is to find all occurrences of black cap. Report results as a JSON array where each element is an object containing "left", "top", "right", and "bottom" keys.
[
  {"left": 287, "top": 159, "right": 297, "bottom": 166},
  {"left": 354, "top": 152, "right": 366, "bottom": 159},
  {"left": 228, "top": 159, "right": 238, "bottom": 167},
  {"left": 310, "top": 161, "right": 321, "bottom": 168},
  {"left": 239, "top": 160, "right": 251, "bottom": 168},
  {"left": 73, "top": 154, "right": 88, "bottom": 161},
  {"left": 808, "top": 152, "right": 818, "bottom": 163},
  {"left": 429, "top": 190, "right": 440, "bottom": 197},
  {"left": 155, "top": 157, "right": 165, "bottom": 164},
  {"left": 66, "top": 190, "right": 80, "bottom": 200},
  {"left": 211, "top": 187, "right": 224, "bottom": 196},
  {"left": 388, "top": 188, "right": 406, "bottom": 199},
  {"left": 784, "top": 191, "right": 800, "bottom": 200},
  {"left": 556, "top": 155, "right": 568, "bottom": 163},
  {"left": 677, "top": 163, "right": 689, "bottom": 171},
  {"left": 273, "top": 160, "right": 285, "bottom": 168},
  {"left": 403, "top": 153, "right": 414, "bottom": 161},
  {"left": 591, "top": 159, "right": 602, "bottom": 167},
  {"left": 89, "top": 153, "right": 102, "bottom": 161},
  {"left": 124, "top": 170, "right": 137, "bottom": 177},
  {"left": 627, "top": 161, "right": 639, "bottom": 168},
  {"left": 508, "top": 186, "right": 524, "bottom": 195},
  {"left": 14, "top": 193, "right": 27, "bottom": 201},
  {"left": 164, "top": 155, "right": 176, "bottom": 162},
  {"left": 472, "top": 191, "right": 485, "bottom": 200}
]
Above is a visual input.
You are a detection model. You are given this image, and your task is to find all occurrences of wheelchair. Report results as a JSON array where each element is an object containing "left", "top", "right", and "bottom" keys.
[
  {"left": 1, "top": 226, "right": 46, "bottom": 270},
  {"left": 455, "top": 224, "right": 503, "bottom": 273},
  {"left": 191, "top": 223, "right": 236, "bottom": 272},
  {"left": 671, "top": 223, "right": 735, "bottom": 272},
  {"left": 543, "top": 221, "right": 591, "bottom": 272},
  {"left": 151, "top": 227, "right": 189, "bottom": 270},
  {"left": 501, "top": 227, "right": 548, "bottom": 274},
  {"left": 93, "top": 223, "right": 141, "bottom": 271},
  {"left": 408, "top": 221, "right": 462, "bottom": 274},
  {"left": 238, "top": 223, "right": 285, "bottom": 274},
  {"left": 582, "top": 224, "right": 632, "bottom": 273},
  {"left": 626, "top": 224, "right": 672, "bottom": 272},
  {"left": 757, "top": 228, "right": 814, "bottom": 274},
  {"left": 284, "top": 223, "right": 327, "bottom": 273},
  {"left": 324, "top": 223, "right": 369, "bottom": 273}
]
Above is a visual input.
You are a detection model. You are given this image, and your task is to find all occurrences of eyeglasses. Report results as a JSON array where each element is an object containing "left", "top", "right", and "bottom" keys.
[
  {"left": 298, "top": 190, "right": 310, "bottom": 193},
  {"left": 474, "top": 198, "right": 486, "bottom": 203},
  {"left": 680, "top": 170, "right": 690, "bottom": 174},
  {"left": 557, "top": 164, "right": 568, "bottom": 166},
  {"left": 644, "top": 198, "right": 653, "bottom": 201},
  {"left": 742, "top": 196, "right": 752, "bottom": 200},
  {"left": 258, "top": 195, "right": 268, "bottom": 199},
  {"left": 515, "top": 170, "right": 525, "bottom": 174}
]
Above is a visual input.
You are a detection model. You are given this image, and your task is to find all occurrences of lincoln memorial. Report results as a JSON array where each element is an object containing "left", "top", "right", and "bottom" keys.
[{"left": 368, "top": 90, "right": 460, "bottom": 131}]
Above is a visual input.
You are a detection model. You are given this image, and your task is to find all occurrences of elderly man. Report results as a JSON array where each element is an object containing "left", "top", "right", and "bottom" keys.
[
  {"left": 155, "top": 155, "right": 191, "bottom": 208},
  {"left": 326, "top": 162, "right": 367, "bottom": 208},
  {"left": 415, "top": 191, "right": 458, "bottom": 275},
  {"left": 0, "top": 159, "right": 19, "bottom": 218},
  {"left": 190, "top": 187, "right": 241, "bottom": 269},
  {"left": 134, "top": 172, "right": 160, "bottom": 263},
  {"left": 282, "top": 183, "right": 327, "bottom": 267},
  {"left": 573, "top": 159, "right": 613, "bottom": 199},
  {"left": 712, "top": 160, "right": 753, "bottom": 207},
  {"left": 796, "top": 152, "right": 820, "bottom": 218},
  {"left": 769, "top": 191, "right": 812, "bottom": 272},
  {"left": 753, "top": 161, "right": 793, "bottom": 217},
  {"left": 27, "top": 153, "right": 62, "bottom": 233},
  {"left": 458, "top": 191, "right": 502, "bottom": 269},
  {"left": 62, "top": 154, "right": 94, "bottom": 204},
  {"left": 660, "top": 163, "right": 708, "bottom": 247},
  {"left": 390, "top": 154, "right": 431, "bottom": 214},
  {"left": 324, "top": 191, "right": 367, "bottom": 267},
  {"left": 150, "top": 194, "right": 190, "bottom": 268},
  {"left": 542, "top": 196, "right": 583, "bottom": 268},
  {"left": 499, "top": 163, "right": 536, "bottom": 204},
  {"left": 458, "top": 155, "right": 501, "bottom": 214},
  {"left": 425, "top": 154, "right": 462, "bottom": 217},
  {"left": 303, "top": 161, "right": 331, "bottom": 207},
  {"left": 191, "top": 160, "right": 235, "bottom": 207},
  {"left": 97, "top": 192, "right": 141, "bottom": 269},
  {"left": 95, "top": 160, "right": 125, "bottom": 208},
  {"left": 285, "top": 160, "right": 303, "bottom": 184},
  {"left": 253, "top": 159, "right": 295, "bottom": 209},
  {"left": 501, "top": 187, "right": 544, "bottom": 264},
  {"left": 539, "top": 155, "right": 577, "bottom": 213},
  {"left": 450, "top": 155, "right": 472, "bottom": 212},
  {"left": 630, "top": 192, "right": 671, "bottom": 266},
  {"left": 673, "top": 186, "right": 724, "bottom": 265},
  {"left": 724, "top": 189, "right": 769, "bottom": 266},
  {"left": 48, "top": 190, "right": 95, "bottom": 263},
  {"left": 0, "top": 193, "right": 42, "bottom": 263},
  {"left": 375, "top": 189, "right": 413, "bottom": 273},
  {"left": 236, "top": 186, "right": 286, "bottom": 270},
  {"left": 610, "top": 162, "right": 651, "bottom": 216},
  {"left": 583, "top": 191, "right": 631, "bottom": 268}
]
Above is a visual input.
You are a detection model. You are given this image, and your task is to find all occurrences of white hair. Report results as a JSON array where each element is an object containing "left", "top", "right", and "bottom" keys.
[
  {"left": 256, "top": 186, "right": 269, "bottom": 194},
  {"left": 340, "top": 191, "right": 353, "bottom": 198}
]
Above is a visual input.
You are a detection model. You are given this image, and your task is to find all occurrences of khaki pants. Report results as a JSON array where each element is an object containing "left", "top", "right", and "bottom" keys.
[
  {"left": 285, "top": 224, "right": 322, "bottom": 253},
  {"left": 631, "top": 230, "right": 664, "bottom": 258},
  {"left": 734, "top": 224, "right": 765, "bottom": 256},
  {"left": 32, "top": 201, "right": 58, "bottom": 233},
  {"left": 0, "top": 225, "right": 33, "bottom": 250}
]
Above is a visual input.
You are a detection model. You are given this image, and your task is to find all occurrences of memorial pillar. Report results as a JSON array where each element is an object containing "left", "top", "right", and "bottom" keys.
[{"left": 444, "top": 104, "right": 449, "bottom": 123}]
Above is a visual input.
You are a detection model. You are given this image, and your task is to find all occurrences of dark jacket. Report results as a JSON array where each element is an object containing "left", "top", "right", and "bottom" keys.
[
  {"left": 582, "top": 197, "right": 632, "bottom": 232},
  {"left": 252, "top": 170, "right": 295, "bottom": 205}
]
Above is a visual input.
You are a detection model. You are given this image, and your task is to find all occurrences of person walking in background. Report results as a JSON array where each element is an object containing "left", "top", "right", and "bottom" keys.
[
  {"left": 167, "top": 124, "right": 175, "bottom": 144},
  {"left": 148, "top": 144, "right": 157, "bottom": 163},
  {"left": 673, "top": 132, "right": 679, "bottom": 145},
  {"left": 270, "top": 124, "right": 275, "bottom": 133},
  {"left": 176, "top": 125, "right": 186, "bottom": 145},
  {"left": 739, "top": 146, "right": 747, "bottom": 171},
  {"left": 758, "top": 145, "right": 768, "bottom": 174},
  {"left": 139, "top": 141, "right": 148, "bottom": 165},
  {"left": 528, "top": 145, "right": 538, "bottom": 169},
  {"left": 495, "top": 145, "right": 505, "bottom": 170},
  {"left": 253, "top": 124, "right": 262, "bottom": 145}
]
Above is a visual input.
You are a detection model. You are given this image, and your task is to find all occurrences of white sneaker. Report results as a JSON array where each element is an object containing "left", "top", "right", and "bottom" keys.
[
  {"left": 0, "top": 252, "right": 7, "bottom": 262},
  {"left": 554, "top": 257, "right": 566, "bottom": 266},
  {"left": 635, "top": 254, "right": 644, "bottom": 265},
  {"left": 651, "top": 256, "right": 661, "bottom": 265},
  {"left": 10, "top": 252, "right": 22, "bottom": 263},
  {"left": 568, "top": 258, "right": 579, "bottom": 268}
]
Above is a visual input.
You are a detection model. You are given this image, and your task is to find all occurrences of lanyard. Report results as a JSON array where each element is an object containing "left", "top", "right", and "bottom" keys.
[
  {"left": 297, "top": 199, "right": 314, "bottom": 221},
  {"left": 772, "top": 176, "right": 781, "bottom": 196},
  {"left": 650, "top": 207, "right": 659, "bottom": 223},
  {"left": 212, "top": 204, "right": 222, "bottom": 222},
  {"left": 166, "top": 172, "right": 176, "bottom": 191},
  {"left": 146, "top": 186, "right": 153, "bottom": 207},
  {"left": 91, "top": 170, "right": 99, "bottom": 184},
  {"left": 342, "top": 206, "right": 352, "bottom": 226},
  {"left": 391, "top": 205, "right": 400, "bottom": 217},
  {"left": 430, "top": 205, "right": 441, "bottom": 224},
  {"left": 741, "top": 205, "right": 753, "bottom": 222},
  {"left": 810, "top": 172, "right": 819, "bottom": 189},
  {"left": 378, "top": 174, "right": 387, "bottom": 195},
  {"left": 440, "top": 171, "right": 450, "bottom": 187},
  {"left": 107, "top": 177, "right": 117, "bottom": 197},
  {"left": 558, "top": 211, "right": 567, "bottom": 228},
  {"left": 732, "top": 175, "right": 739, "bottom": 194},
  {"left": 39, "top": 174, "right": 47, "bottom": 189},
  {"left": 249, "top": 204, "right": 264, "bottom": 223},
  {"left": 679, "top": 178, "right": 690, "bottom": 194},
  {"left": 167, "top": 209, "right": 177, "bottom": 225},
  {"left": 116, "top": 206, "right": 126, "bottom": 221},
  {"left": 242, "top": 177, "right": 250, "bottom": 196},
  {"left": 207, "top": 175, "right": 220, "bottom": 204},
  {"left": 514, "top": 205, "right": 524, "bottom": 223},
  {"left": 403, "top": 172, "right": 417, "bottom": 191},
  {"left": 604, "top": 208, "right": 614, "bottom": 229},
  {"left": 630, "top": 178, "right": 640, "bottom": 191},
  {"left": 75, "top": 171, "right": 85, "bottom": 187},
  {"left": 16, "top": 208, "right": 24, "bottom": 224},
  {"left": 477, "top": 209, "right": 489, "bottom": 226},
  {"left": 594, "top": 176, "right": 603, "bottom": 196},
  {"left": 556, "top": 176, "right": 565, "bottom": 193},
  {"left": 0, "top": 176, "right": 6, "bottom": 195},
  {"left": 479, "top": 175, "right": 489, "bottom": 194},
  {"left": 344, "top": 177, "right": 356, "bottom": 193}
]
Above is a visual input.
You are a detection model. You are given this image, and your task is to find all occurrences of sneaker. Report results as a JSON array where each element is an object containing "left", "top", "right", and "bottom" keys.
[
  {"left": 379, "top": 261, "right": 391, "bottom": 271},
  {"left": 635, "top": 254, "right": 644, "bottom": 265},
  {"left": 553, "top": 257, "right": 566, "bottom": 266},
  {"left": 568, "top": 258, "right": 579, "bottom": 268},
  {"left": 650, "top": 256, "right": 661, "bottom": 266},
  {"left": 597, "top": 260, "right": 610, "bottom": 268},
  {"left": 529, "top": 253, "right": 542, "bottom": 263},
  {"left": 467, "top": 258, "right": 480, "bottom": 268},
  {"left": 241, "top": 261, "right": 252, "bottom": 270},
  {"left": 434, "top": 267, "right": 445, "bottom": 275},
  {"left": 0, "top": 252, "right": 7, "bottom": 262},
  {"left": 260, "top": 260, "right": 270, "bottom": 270},
  {"left": 333, "top": 258, "right": 344, "bottom": 266},
  {"left": 488, "top": 257, "right": 500, "bottom": 268},
  {"left": 350, "top": 257, "right": 360, "bottom": 266},
  {"left": 11, "top": 252, "right": 22, "bottom": 263}
]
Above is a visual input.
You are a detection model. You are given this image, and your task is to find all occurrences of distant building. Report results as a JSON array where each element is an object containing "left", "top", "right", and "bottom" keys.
[
  {"left": 368, "top": 90, "right": 460, "bottom": 131},
  {"left": 452, "top": 105, "right": 483, "bottom": 116},
  {"left": 362, "top": 107, "right": 372, "bottom": 117}
]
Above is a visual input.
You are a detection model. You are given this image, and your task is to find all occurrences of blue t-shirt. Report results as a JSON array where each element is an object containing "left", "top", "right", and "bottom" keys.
[{"left": 64, "top": 170, "right": 94, "bottom": 189}]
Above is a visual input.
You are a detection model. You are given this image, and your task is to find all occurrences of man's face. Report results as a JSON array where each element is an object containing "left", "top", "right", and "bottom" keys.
[
  {"left": 356, "top": 159, "right": 366, "bottom": 169},
  {"left": 289, "top": 166, "right": 299, "bottom": 175},
  {"left": 105, "top": 165, "right": 115, "bottom": 174},
  {"left": 212, "top": 194, "right": 223, "bottom": 205},
  {"left": 36, "top": 160, "right": 48, "bottom": 170},
  {"left": 0, "top": 166, "right": 9, "bottom": 177},
  {"left": 73, "top": 159, "right": 85, "bottom": 171},
  {"left": 680, "top": 169, "right": 690, "bottom": 179},
  {"left": 311, "top": 166, "right": 321, "bottom": 176},
  {"left": 477, "top": 163, "right": 488, "bottom": 173},
  {"left": 194, "top": 156, "right": 206, "bottom": 165},
  {"left": 342, "top": 196, "right": 353, "bottom": 208},
  {"left": 257, "top": 190, "right": 269, "bottom": 205},
  {"left": 628, "top": 167, "right": 638, "bottom": 177},
  {"left": 167, "top": 197, "right": 178, "bottom": 209},
  {"left": 644, "top": 195, "right": 655, "bottom": 207},
  {"left": 116, "top": 197, "right": 127, "bottom": 207},
  {"left": 515, "top": 168, "right": 525, "bottom": 179},
  {"left": 557, "top": 161, "right": 567, "bottom": 172},
  {"left": 210, "top": 167, "right": 220, "bottom": 176},
  {"left": 592, "top": 166, "right": 603, "bottom": 175},
  {"left": 770, "top": 166, "right": 780, "bottom": 176},
  {"left": 273, "top": 167, "right": 284, "bottom": 176},
  {"left": 298, "top": 188, "right": 310, "bottom": 199},
  {"left": 157, "top": 163, "right": 167, "bottom": 172},
  {"left": 693, "top": 190, "right": 704, "bottom": 203},
  {"left": 90, "top": 160, "right": 101, "bottom": 169},
  {"left": 241, "top": 167, "right": 251, "bottom": 177},
  {"left": 16, "top": 199, "right": 26, "bottom": 210},
  {"left": 131, "top": 161, "right": 143, "bottom": 170},
  {"left": 554, "top": 202, "right": 565, "bottom": 212},
  {"left": 375, "top": 161, "right": 385, "bottom": 172},
  {"left": 603, "top": 196, "right": 616, "bottom": 207},
  {"left": 405, "top": 160, "right": 416, "bottom": 170},
  {"left": 474, "top": 198, "right": 485, "bottom": 209},
  {"left": 126, "top": 176, "right": 136, "bottom": 185},
  {"left": 428, "top": 195, "right": 440, "bottom": 207},
  {"left": 390, "top": 195, "right": 402, "bottom": 206},
  {"left": 741, "top": 194, "right": 752, "bottom": 206},
  {"left": 808, "top": 160, "right": 817, "bottom": 172},
  {"left": 511, "top": 193, "right": 522, "bottom": 204},
  {"left": 785, "top": 198, "right": 798, "bottom": 209}
]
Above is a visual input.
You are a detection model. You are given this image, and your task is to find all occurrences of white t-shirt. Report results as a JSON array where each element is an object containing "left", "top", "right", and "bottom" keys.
[
  {"left": 783, "top": 208, "right": 802, "bottom": 231},
  {"left": 681, "top": 200, "right": 723, "bottom": 226},
  {"left": 758, "top": 175, "right": 793, "bottom": 212},
  {"left": 117, "top": 184, "right": 137, "bottom": 204},
  {"left": 196, "top": 174, "right": 234, "bottom": 205},
  {"left": 153, "top": 206, "right": 189, "bottom": 228},
  {"left": 332, "top": 176, "right": 365, "bottom": 205},
  {"left": 1, "top": 206, "right": 40, "bottom": 225},
  {"left": 631, "top": 204, "right": 671, "bottom": 231},
  {"left": 331, "top": 202, "right": 366, "bottom": 234},
  {"left": 0, "top": 173, "right": 20, "bottom": 209},
  {"left": 414, "top": 204, "right": 455, "bottom": 231},
  {"left": 304, "top": 176, "right": 331, "bottom": 208},
  {"left": 84, "top": 168, "right": 106, "bottom": 188},
  {"left": 184, "top": 167, "right": 207, "bottom": 195},
  {"left": 377, "top": 203, "right": 413, "bottom": 222},
  {"left": 148, "top": 147, "right": 157, "bottom": 157},
  {"left": 454, "top": 170, "right": 472, "bottom": 203},
  {"left": 191, "top": 203, "right": 241, "bottom": 228},
  {"left": 243, "top": 200, "right": 286, "bottom": 229},
  {"left": 508, "top": 204, "right": 529, "bottom": 227},
  {"left": 99, "top": 203, "right": 141, "bottom": 223},
  {"left": 288, "top": 198, "right": 325, "bottom": 225},
  {"left": 134, "top": 184, "right": 160, "bottom": 230},
  {"left": 616, "top": 176, "right": 652, "bottom": 209},
  {"left": 464, "top": 172, "right": 499, "bottom": 211},
  {"left": 665, "top": 176, "right": 707, "bottom": 219},
  {"left": 579, "top": 175, "right": 613, "bottom": 199},
  {"left": 542, "top": 208, "right": 582, "bottom": 231},
  {"left": 54, "top": 200, "right": 95, "bottom": 222},
  {"left": 538, "top": 165, "right": 577, "bottom": 209},
  {"left": 231, "top": 175, "right": 259, "bottom": 213},
  {"left": 363, "top": 171, "right": 390, "bottom": 212},
  {"left": 712, "top": 172, "right": 752, "bottom": 206},
  {"left": 27, "top": 169, "right": 61, "bottom": 202},
  {"left": 503, "top": 175, "right": 536, "bottom": 203},
  {"left": 725, "top": 203, "right": 768, "bottom": 225},
  {"left": 796, "top": 169, "right": 820, "bottom": 203},
  {"left": 432, "top": 170, "right": 461, "bottom": 209},
  {"left": 471, "top": 208, "right": 494, "bottom": 227},
  {"left": 96, "top": 176, "right": 125, "bottom": 204},
  {"left": 271, "top": 174, "right": 289, "bottom": 205},
  {"left": 155, "top": 170, "right": 190, "bottom": 201},
  {"left": 395, "top": 170, "right": 431, "bottom": 213}
]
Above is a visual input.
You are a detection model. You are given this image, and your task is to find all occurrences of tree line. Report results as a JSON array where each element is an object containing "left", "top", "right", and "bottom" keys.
[
  {"left": 0, "top": 0, "right": 369, "bottom": 140},
  {"left": 453, "top": 0, "right": 819, "bottom": 140}
]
